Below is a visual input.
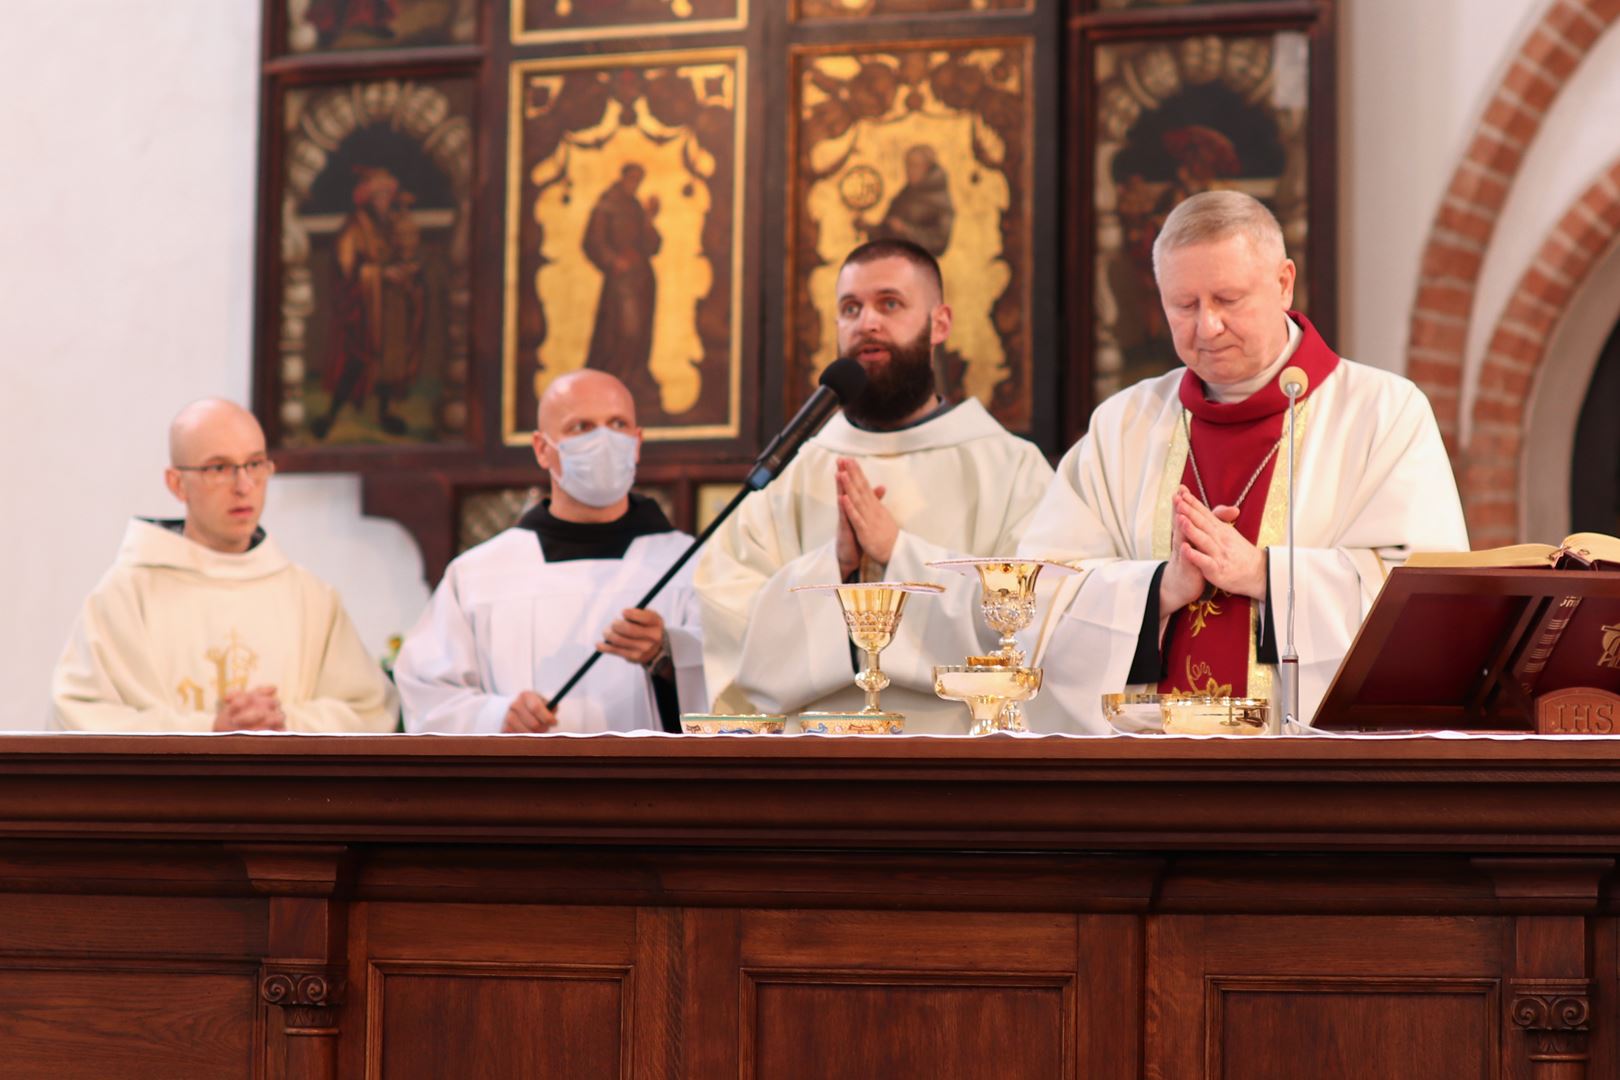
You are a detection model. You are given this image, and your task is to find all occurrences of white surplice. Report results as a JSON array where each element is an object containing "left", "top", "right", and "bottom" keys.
[
  {"left": 1018, "top": 358, "right": 1470, "bottom": 734},
  {"left": 695, "top": 399, "right": 1055, "bottom": 733},
  {"left": 396, "top": 529, "right": 704, "bottom": 733}
]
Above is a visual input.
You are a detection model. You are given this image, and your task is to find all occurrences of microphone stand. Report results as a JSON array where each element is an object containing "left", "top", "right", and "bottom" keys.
[
  {"left": 545, "top": 356, "right": 866, "bottom": 717},
  {"left": 544, "top": 484, "right": 750, "bottom": 714},
  {"left": 1278, "top": 378, "right": 1303, "bottom": 734}
]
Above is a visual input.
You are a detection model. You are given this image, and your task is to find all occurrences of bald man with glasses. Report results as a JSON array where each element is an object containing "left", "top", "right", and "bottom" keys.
[{"left": 50, "top": 399, "right": 395, "bottom": 733}]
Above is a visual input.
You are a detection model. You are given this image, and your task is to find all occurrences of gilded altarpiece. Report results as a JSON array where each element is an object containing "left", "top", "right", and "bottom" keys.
[
  {"left": 789, "top": 42, "right": 1035, "bottom": 431},
  {"left": 251, "top": 1, "right": 1333, "bottom": 583}
]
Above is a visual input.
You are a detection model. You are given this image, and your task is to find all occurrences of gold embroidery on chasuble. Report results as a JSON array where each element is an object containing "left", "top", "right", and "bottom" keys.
[{"left": 175, "top": 629, "right": 260, "bottom": 711}]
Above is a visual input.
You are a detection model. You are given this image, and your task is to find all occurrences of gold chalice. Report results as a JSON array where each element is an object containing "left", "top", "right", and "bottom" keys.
[
  {"left": 927, "top": 558, "right": 1078, "bottom": 732},
  {"left": 791, "top": 581, "right": 944, "bottom": 734},
  {"left": 928, "top": 557, "right": 1078, "bottom": 665}
]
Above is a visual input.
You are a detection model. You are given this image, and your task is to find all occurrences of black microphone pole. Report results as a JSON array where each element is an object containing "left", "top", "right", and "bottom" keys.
[{"left": 546, "top": 357, "right": 869, "bottom": 713}]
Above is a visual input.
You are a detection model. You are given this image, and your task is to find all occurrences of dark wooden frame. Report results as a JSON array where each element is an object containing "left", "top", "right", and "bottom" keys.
[{"left": 1063, "top": 0, "right": 1338, "bottom": 447}]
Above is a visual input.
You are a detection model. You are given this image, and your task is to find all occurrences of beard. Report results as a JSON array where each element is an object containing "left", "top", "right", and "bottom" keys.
[{"left": 841, "top": 325, "right": 939, "bottom": 429}]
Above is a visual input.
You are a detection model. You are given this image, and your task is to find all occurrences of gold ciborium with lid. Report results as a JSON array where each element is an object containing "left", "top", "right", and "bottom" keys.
[
  {"left": 928, "top": 558, "right": 1077, "bottom": 734},
  {"left": 790, "top": 581, "right": 944, "bottom": 734}
]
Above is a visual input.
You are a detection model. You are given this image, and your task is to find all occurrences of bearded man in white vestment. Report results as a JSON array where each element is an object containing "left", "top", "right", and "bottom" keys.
[
  {"left": 1020, "top": 191, "right": 1469, "bottom": 734},
  {"left": 696, "top": 239, "right": 1054, "bottom": 732},
  {"left": 396, "top": 371, "right": 704, "bottom": 734},
  {"left": 51, "top": 400, "right": 395, "bottom": 733}
]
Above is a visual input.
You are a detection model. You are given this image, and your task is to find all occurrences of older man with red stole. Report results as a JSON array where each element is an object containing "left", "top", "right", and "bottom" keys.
[{"left": 1020, "top": 191, "right": 1469, "bottom": 733}]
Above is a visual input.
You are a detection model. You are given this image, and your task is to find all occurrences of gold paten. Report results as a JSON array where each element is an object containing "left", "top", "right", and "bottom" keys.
[
  {"left": 791, "top": 582, "right": 944, "bottom": 730},
  {"left": 1101, "top": 693, "right": 1273, "bottom": 736}
]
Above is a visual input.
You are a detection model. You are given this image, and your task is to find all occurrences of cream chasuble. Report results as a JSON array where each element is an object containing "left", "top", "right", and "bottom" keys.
[
  {"left": 1019, "top": 329, "right": 1469, "bottom": 734},
  {"left": 695, "top": 399, "right": 1054, "bottom": 733},
  {"left": 51, "top": 518, "right": 396, "bottom": 733},
  {"left": 397, "top": 529, "right": 705, "bottom": 734}
]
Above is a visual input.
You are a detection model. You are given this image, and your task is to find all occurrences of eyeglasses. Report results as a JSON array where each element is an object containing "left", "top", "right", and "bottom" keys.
[{"left": 173, "top": 459, "right": 276, "bottom": 487}]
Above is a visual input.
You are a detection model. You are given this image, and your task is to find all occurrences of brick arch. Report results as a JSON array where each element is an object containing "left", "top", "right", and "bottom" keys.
[
  {"left": 1403, "top": 0, "right": 1619, "bottom": 454},
  {"left": 1462, "top": 159, "right": 1620, "bottom": 545}
]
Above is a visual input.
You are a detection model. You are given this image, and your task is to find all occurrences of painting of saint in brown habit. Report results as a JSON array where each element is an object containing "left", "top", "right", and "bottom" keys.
[
  {"left": 275, "top": 79, "right": 475, "bottom": 448},
  {"left": 583, "top": 163, "right": 663, "bottom": 406},
  {"left": 504, "top": 52, "right": 744, "bottom": 444},
  {"left": 860, "top": 145, "right": 955, "bottom": 257},
  {"left": 286, "top": 0, "right": 475, "bottom": 53}
]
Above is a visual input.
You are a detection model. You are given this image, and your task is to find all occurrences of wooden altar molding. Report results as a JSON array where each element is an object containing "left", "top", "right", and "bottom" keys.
[{"left": 0, "top": 734, "right": 1617, "bottom": 1079}]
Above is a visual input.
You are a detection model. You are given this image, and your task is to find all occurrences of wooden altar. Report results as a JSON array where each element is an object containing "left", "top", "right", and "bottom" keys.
[{"left": 0, "top": 733, "right": 1616, "bottom": 1079}]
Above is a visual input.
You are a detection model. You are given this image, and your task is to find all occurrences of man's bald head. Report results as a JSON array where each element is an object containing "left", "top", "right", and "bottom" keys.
[
  {"left": 536, "top": 370, "right": 638, "bottom": 440},
  {"left": 163, "top": 399, "right": 274, "bottom": 554},
  {"left": 169, "top": 399, "right": 266, "bottom": 466}
]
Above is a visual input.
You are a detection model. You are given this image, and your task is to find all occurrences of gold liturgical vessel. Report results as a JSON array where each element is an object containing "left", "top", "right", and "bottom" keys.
[
  {"left": 928, "top": 558, "right": 1076, "bottom": 735},
  {"left": 791, "top": 581, "right": 943, "bottom": 734},
  {"left": 1101, "top": 692, "right": 1274, "bottom": 736}
]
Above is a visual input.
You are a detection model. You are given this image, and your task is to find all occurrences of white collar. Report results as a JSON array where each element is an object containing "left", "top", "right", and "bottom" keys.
[{"left": 1204, "top": 316, "right": 1302, "bottom": 404}]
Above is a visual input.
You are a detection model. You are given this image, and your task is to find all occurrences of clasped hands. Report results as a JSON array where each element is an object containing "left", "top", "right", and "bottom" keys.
[
  {"left": 214, "top": 686, "right": 285, "bottom": 731},
  {"left": 1159, "top": 486, "right": 1268, "bottom": 614},
  {"left": 834, "top": 458, "right": 899, "bottom": 581},
  {"left": 501, "top": 607, "right": 669, "bottom": 733}
]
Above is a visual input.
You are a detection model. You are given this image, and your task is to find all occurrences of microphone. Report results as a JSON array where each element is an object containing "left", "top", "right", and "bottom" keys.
[
  {"left": 1279, "top": 366, "right": 1309, "bottom": 399},
  {"left": 745, "top": 357, "right": 867, "bottom": 490},
  {"left": 1277, "top": 365, "right": 1307, "bottom": 732}
]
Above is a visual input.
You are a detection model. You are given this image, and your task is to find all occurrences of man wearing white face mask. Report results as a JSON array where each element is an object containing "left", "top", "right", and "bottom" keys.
[{"left": 395, "top": 370, "right": 704, "bottom": 733}]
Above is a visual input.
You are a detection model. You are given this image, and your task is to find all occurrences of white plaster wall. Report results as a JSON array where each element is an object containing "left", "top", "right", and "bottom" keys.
[
  {"left": 0, "top": 0, "right": 428, "bottom": 730},
  {"left": 1338, "top": 0, "right": 1542, "bottom": 369}
]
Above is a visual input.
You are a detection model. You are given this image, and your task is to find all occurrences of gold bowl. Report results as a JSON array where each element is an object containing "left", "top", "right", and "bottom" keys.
[
  {"left": 679, "top": 714, "right": 787, "bottom": 735},
  {"left": 933, "top": 664, "right": 1042, "bottom": 735},
  {"left": 1101, "top": 693, "right": 1272, "bottom": 736}
]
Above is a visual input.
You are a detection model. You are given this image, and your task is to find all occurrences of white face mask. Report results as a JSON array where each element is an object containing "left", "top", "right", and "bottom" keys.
[{"left": 547, "top": 427, "right": 639, "bottom": 508}]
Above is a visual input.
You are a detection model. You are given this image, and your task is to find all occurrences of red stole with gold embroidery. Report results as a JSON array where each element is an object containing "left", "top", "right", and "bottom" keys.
[{"left": 1157, "top": 313, "right": 1340, "bottom": 697}]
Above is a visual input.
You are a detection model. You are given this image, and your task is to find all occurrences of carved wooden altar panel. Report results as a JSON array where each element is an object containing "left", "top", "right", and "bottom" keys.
[{"left": 1149, "top": 914, "right": 1508, "bottom": 1079}]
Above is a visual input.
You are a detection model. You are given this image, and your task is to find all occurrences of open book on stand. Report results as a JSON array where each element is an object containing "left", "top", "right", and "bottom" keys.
[
  {"left": 1315, "top": 533, "right": 1620, "bottom": 733},
  {"left": 1405, "top": 532, "right": 1620, "bottom": 571}
]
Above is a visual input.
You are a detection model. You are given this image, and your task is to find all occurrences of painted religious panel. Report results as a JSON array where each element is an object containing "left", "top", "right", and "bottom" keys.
[
  {"left": 789, "top": 42, "right": 1034, "bottom": 431},
  {"left": 504, "top": 51, "right": 745, "bottom": 444},
  {"left": 272, "top": 78, "right": 476, "bottom": 449},
  {"left": 284, "top": 0, "right": 476, "bottom": 53},
  {"left": 1092, "top": 32, "right": 1311, "bottom": 403},
  {"left": 794, "top": 0, "right": 1028, "bottom": 18},
  {"left": 513, "top": 0, "right": 745, "bottom": 44}
]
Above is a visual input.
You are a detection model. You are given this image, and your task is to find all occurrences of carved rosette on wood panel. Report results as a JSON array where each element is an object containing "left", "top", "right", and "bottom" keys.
[
  {"left": 1509, "top": 979, "right": 1591, "bottom": 1063},
  {"left": 262, "top": 963, "right": 346, "bottom": 1034}
]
